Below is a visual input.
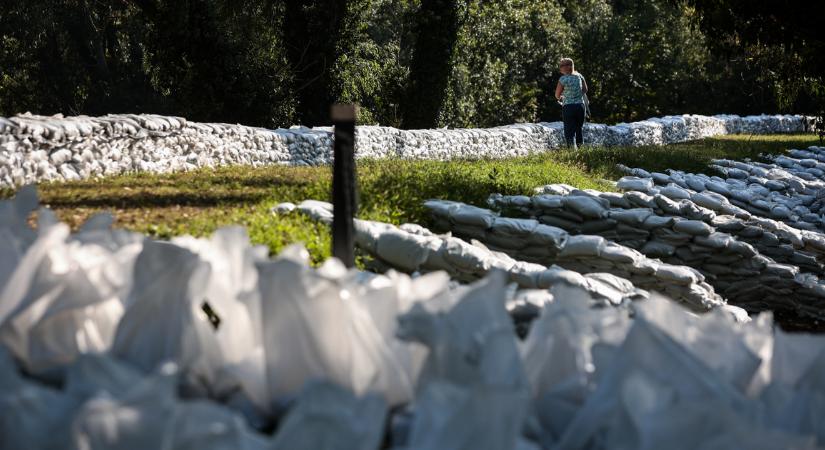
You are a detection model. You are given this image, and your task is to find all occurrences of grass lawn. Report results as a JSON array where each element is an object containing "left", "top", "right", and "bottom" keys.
[{"left": 1, "top": 133, "right": 820, "bottom": 265}]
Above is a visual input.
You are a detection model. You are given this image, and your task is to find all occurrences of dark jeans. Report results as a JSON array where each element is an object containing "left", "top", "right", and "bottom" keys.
[{"left": 562, "top": 103, "right": 585, "bottom": 149}]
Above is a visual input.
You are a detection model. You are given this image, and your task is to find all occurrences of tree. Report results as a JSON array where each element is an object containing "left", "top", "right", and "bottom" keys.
[
  {"left": 401, "top": 0, "right": 461, "bottom": 129},
  {"left": 689, "top": 0, "right": 825, "bottom": 115},
  {"left": 440, "top": 0, "right": 572, "bottom": 128},
  {"left": 560, "top": 0, "right": 710, "bottom": 122},
  {"left": 282, "top": 0, "right": 369, "bottom": 126},
  {"left": 135, "top": 0, "right": 295, "bottom": 127}
]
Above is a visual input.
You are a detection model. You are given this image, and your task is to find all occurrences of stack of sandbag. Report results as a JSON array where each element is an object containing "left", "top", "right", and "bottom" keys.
[
  {"left": 489, "top": 187, "right": 825, "bottom": 318},
  {"left": 617, "top": 158, "right": 825, "bottom": 231},
  {"left": 0, "top": 112, "right": 814, "bottom": 188},
  {"left": 288, "top": 200, "right": 650, "bottom": 310},
  {"left": 422, "top": 199, "right": 724, "bottom": 311},
  {"left": 612, "top": 168, "right": 825, "bottom": 272}
]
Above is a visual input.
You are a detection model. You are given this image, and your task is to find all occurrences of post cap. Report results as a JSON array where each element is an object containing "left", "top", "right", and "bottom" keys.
[{"left": 331, "top": 104, "right": 358, "bottom": 122}]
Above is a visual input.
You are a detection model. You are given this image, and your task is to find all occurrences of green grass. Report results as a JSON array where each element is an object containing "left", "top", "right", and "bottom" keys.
[{"left": 1, "top": 133, "right": 819, "bottom": 264}]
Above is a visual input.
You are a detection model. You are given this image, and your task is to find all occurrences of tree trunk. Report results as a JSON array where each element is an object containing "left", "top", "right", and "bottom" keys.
[
  {"left": 401, "top": 0, "right": 460, "bottom": 130},
  {"left": 283, "top": 0, "right": 351, "bottom": 126}
]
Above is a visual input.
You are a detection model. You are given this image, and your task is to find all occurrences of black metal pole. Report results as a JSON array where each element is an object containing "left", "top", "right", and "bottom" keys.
[{"left": 331, "top": 104, "right": 358, "bottom": 268}]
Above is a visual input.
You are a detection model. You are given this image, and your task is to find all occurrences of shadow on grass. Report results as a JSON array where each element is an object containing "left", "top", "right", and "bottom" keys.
[{"left": 44, "top": 191, "right": 272, "bottom": 209}]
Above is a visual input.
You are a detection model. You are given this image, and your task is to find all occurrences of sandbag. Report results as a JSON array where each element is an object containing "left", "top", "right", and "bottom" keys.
[{"left": 558, "top": 235, "right": 607, "bottom": 258}]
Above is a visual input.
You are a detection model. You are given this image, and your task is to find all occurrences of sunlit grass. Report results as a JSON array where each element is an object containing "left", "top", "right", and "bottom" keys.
[{"left": 2, "top": 133, "right": 818, "bottom": 264}]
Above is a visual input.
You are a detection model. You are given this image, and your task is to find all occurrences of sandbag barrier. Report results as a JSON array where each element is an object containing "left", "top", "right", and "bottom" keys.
[
  {"left": 290, "top": 200, "right": 756, "bottom": 327},
  {"left": 287, "top": 200, "right": 655, "bottom": 328},
  {"left": 422, "top": 199, "right": 725, "bottom": 311},
  {"left": 617, "top": 148, "right": 825, "bottom": 233},
  {"left": 488, "top": 186, "right": 825, "bottom": 318},
  {"left": 0, "top": 112, "right": 814, "bottom": 188},
  {"left": 3, "top": 188, "right": 825, "bottom": 449},
  {"left": 610, "top": 173, "right": 825, "bottom": 271}
]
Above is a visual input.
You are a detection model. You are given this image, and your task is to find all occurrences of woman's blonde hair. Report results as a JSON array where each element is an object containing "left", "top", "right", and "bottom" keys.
[{"left": 559, "top": 58, "right": 575, "bottom": 72}]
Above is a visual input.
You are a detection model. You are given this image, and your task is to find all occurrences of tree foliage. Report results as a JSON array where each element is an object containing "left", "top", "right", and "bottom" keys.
[{"left": 1, "top": 0, "right": 822, "bottom": 128}]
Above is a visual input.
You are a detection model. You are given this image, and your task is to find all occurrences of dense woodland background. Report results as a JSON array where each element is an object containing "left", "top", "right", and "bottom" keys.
[{"left": 1, "top": 0, "right": 822, "bottom": 128}]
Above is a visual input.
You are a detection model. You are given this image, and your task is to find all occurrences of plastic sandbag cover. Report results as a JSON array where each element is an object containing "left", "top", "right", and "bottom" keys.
[
  {"left": 398, "top": 272, "right": 530, "bottom": 450},
  {"left": 622, "top": 379, "right": 817, "bottom": 450},
  {"left": 172, "top": 227, "right": 266, "bottom": 363},
  {"left": 260, "top": 248, "right": 432, "bottom": 407},
  {"left": 112, "top": 240, "right": 223, "bottom": 395},
  {"left": 633, "top": 295, "right": 768, "bottom": 394},
  {"left": 271, "top": 380, "right": 387, "bottom": 450},
  {"left": 0, "top": 218, "right": 140, "bottom": 378},
  {"left": 397, "top": 271, "right": 526, "bottom": 390},
  {"left": 28, "top": 237, "right": 139, "bottom": 376},
  {"left": 171, "top": 227, "right": 269, "bottom": 414},
  {"left": 553, "top": 305, "right": 750, "bottom": 450},
  {"left": 523, "top": 293, "right": 631, "bottom": 399}
]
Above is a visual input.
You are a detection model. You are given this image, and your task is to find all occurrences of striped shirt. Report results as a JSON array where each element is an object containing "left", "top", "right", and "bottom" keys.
[{"left": 559, "top": 73, "right": 586, "bottom": 105}]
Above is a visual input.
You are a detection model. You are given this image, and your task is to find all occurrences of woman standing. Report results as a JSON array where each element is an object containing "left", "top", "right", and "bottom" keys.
[{"left": 555, "top": 58, "right": 588, "bottom": 149}]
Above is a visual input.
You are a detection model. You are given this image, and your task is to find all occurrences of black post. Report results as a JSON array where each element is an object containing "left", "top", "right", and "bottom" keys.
[{"left": 331, "top": 104, "right": 358, "bottom": 267}]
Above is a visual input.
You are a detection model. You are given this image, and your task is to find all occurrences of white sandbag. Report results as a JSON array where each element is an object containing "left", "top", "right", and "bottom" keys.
[
  {"left": 672, "top": 219, "right": 713, "bottom": 236},
  {"left": 442, "top": 237, "right": 496, "bottom": 272},
  {"left": 598, "top": 192, "right": 633, "bottom": 209},
  {"left": 375, "top": 228, "right": 433, "bottom": 272},
  {"left": 532, "top": 194, "right": 565, "bottom": 210},
  {"left": 654, "top": 265, "right": 701, "bottom": 285},
  {"left": 64, "top": 353, "right": 145, "bottom": 400},
  {"left": 554, "top": 312, "right": 747, "bottom": 450},
  {"left": 491, "top": 217, "right": 539, "bottom": 237},
  {"left": 1, "top": 221, "right": 141, "bottom": 378},
  {"left": 659, "top": 184, "right": 692, "bottom": 200},
  {"left": 450, "top": 203, "right": 497, "bottom": 228},
  {"left": 624, "top": 191, "right": 658, "bottom": 209},
  {"left": 271, "top": 202, "right": 296, "bottom": 214},
  {"left": 296, "top": 199, "right": 334, "bottom": 223},
  {"left": 558, "top": 235, "right": 606, "bottom": 258},
  {"left": 562, "top": 196, "right": 608, "bottom": 219},
  {"left": 640, "top": 240, "right": 677, "bottom": 257},
  {"left": 617, "top": 176, "right": 653, "bottom": 192},
  {"left": 609, "top": 208, "right": 653, "bottom": 227},
  {"left": 526, "top": 224, "right": 568, "bottom": 248},
  {"left": 0, "top": 185, "right": 39, "bottom": 287},
  {"left": 600, "top": 243, "right": 640, "bottom": 264},
  {"left": 0, "top": 222, "right": 68, "bottom": 326},
  {"left": 169, "top": 400, "right": 272, "bottom": 450}
]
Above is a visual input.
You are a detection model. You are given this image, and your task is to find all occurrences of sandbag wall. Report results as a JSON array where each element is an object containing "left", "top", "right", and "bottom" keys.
[
  {"left": 289, "top": 200, "right": 651, "bottom": 308},
  {"left": 0, "top": 112, "right": 813, "bottom": 188},
  {"left": 422, "top": 199, "right": 725, "bottom": 311},
  {"left": 487, "top": 186, "right": 825, "bottom": 318},
  {"left": 617, "top": 149, "right": 825, "bottom": 233}
]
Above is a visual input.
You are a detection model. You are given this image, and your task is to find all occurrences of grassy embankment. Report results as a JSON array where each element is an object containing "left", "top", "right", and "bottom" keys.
[{"left": 1, "top": 134, "right": 820, "bottom": 265}]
